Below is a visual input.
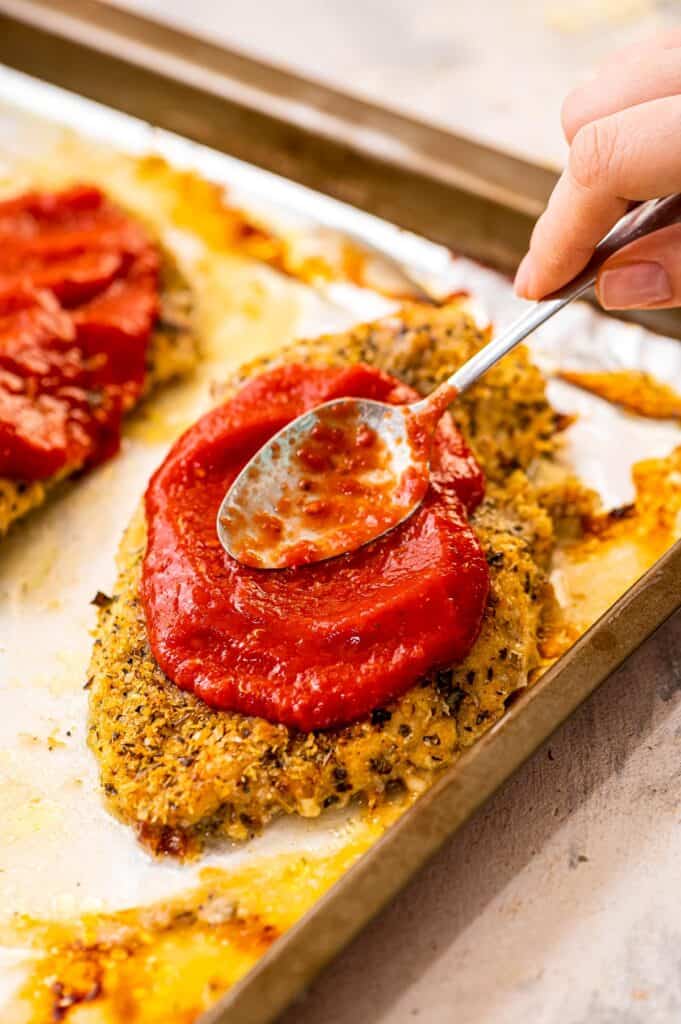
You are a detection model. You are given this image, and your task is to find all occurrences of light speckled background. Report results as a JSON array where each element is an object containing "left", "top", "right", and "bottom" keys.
[{"left": 109, "top": 3, "right": 681, "bottom": 1021}]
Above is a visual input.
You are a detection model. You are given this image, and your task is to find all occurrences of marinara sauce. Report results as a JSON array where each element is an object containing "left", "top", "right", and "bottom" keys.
[
  {"left": 142, "top": 363, "right": 490, "bottom": 732},
  {"left": 0, "top": 185, "right": 160, "bottom": 480}
]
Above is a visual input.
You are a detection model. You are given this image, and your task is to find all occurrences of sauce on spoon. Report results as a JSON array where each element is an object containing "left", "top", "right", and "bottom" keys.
[{"left": 222, "top": 400, "right": 431, "bottom": 568}]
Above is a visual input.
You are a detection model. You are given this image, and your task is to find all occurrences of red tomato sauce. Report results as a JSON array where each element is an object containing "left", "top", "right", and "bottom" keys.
[
  {"left": 0, "top": 186, "right": 160, "bottom": 480},
  {"left": 142, "top": 363, "right": 490, "bottom": 731}
]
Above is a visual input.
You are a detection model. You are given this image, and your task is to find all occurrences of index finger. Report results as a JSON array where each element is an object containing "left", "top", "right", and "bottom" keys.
[
  {"left": 562, "top": 51, "right": 681, "bottom": 145},
  {"left": 599, "top": 27, "right": 681, "bottom": 70},
  {"left": 516, "top": 94, "right": 681, "bottom": 299}
]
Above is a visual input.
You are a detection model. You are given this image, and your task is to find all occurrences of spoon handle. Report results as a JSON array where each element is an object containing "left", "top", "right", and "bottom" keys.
[{"left": 417, "top": 192, "right": 681, "bottom": 409}]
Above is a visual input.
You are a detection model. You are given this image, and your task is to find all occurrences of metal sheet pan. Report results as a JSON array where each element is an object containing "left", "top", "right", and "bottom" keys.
[{"left": 0, "top": 5, "right": 679, "bottom": 1024}]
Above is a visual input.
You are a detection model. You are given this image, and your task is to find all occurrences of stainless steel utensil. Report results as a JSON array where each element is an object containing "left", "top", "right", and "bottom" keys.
[{"left": 219, "top": 193, "right": 681, "bottom": 569}]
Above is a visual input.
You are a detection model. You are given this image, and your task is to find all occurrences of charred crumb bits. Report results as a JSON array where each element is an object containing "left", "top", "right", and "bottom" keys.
[
  {"left": 91, "top": 591, "right": 115, "bottom": 608},
  {"left": 504, "top": 689, "right": 524, "bottom": 710},
  {"left": 445, "top": 688, "right": 465, "bottom": 715},
  {"left": 371, "top": 708, "right": 392, "bottom": 726},
  {"left": 609, "top": 503, "right": 636, "bottom": 522},
  {"left": 51, "top": 977, "right": 102, "bottom": 1021},
  {"left": 139, "top": 824, "right": 191, "bottom": 858}
]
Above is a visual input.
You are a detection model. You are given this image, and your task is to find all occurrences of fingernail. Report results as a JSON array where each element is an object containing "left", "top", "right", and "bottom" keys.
[
  {"left": 514, "top": 254, "right": 532, "bottom": 297},
  {"left": 599, "top": 262, "right": 672, "bottom": 309}
]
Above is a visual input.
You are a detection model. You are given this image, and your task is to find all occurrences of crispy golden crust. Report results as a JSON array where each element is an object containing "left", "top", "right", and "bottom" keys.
[
  {"left": 88, "top": 302, "right": 556, "bottom": 850},
  {"left": 559, "top": 368, "right": 681, "bottom": 421},
  {"left": 0, "top": 253, "right": 197, "bottom": 539}
]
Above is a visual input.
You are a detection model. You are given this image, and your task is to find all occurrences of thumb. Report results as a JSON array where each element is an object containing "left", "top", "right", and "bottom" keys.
[{"left": 596, "top": 223, "right": 681, "bottom": 310}]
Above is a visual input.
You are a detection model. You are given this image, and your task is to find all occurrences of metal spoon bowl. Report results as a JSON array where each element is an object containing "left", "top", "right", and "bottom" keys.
[
  {"left": 218, "top": 194, "right": 681, "bottom": 569},
  {"left": 218, "top": 397, "right": 426, "bottom": 569}
]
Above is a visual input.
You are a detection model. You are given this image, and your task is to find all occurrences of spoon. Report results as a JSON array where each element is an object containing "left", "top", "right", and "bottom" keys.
[{"left": 218, "top": 193, "right": 681, "bottom": 569}]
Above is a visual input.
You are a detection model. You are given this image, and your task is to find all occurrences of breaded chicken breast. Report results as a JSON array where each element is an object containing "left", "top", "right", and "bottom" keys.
[{"left": 88, "top": 301, "right": 557, "bottom": 853}]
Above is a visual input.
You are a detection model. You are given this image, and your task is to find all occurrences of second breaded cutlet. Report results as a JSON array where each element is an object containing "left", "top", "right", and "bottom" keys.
[{"left": 0, "top": 254, "right": 197, "bottom": 539}]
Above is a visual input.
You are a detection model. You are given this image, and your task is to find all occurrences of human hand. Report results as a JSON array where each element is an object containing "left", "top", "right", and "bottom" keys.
[{"left": 515, "top": 29, "right": 681, "bottom": 310}]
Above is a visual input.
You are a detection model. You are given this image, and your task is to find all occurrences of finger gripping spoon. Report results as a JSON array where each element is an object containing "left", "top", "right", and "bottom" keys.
[{"left": 218, "top": 194, "right": 681, "bottom": 569}]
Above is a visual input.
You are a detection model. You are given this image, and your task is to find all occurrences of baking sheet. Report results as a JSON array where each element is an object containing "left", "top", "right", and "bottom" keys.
[{"left": 0, "top": 64, "right": 680, "bottom": 1017}]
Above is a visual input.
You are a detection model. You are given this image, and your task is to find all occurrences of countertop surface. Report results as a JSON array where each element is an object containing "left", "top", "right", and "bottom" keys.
[{"left": 109, "top": 4, "right": 681, "bottom": 1022}]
